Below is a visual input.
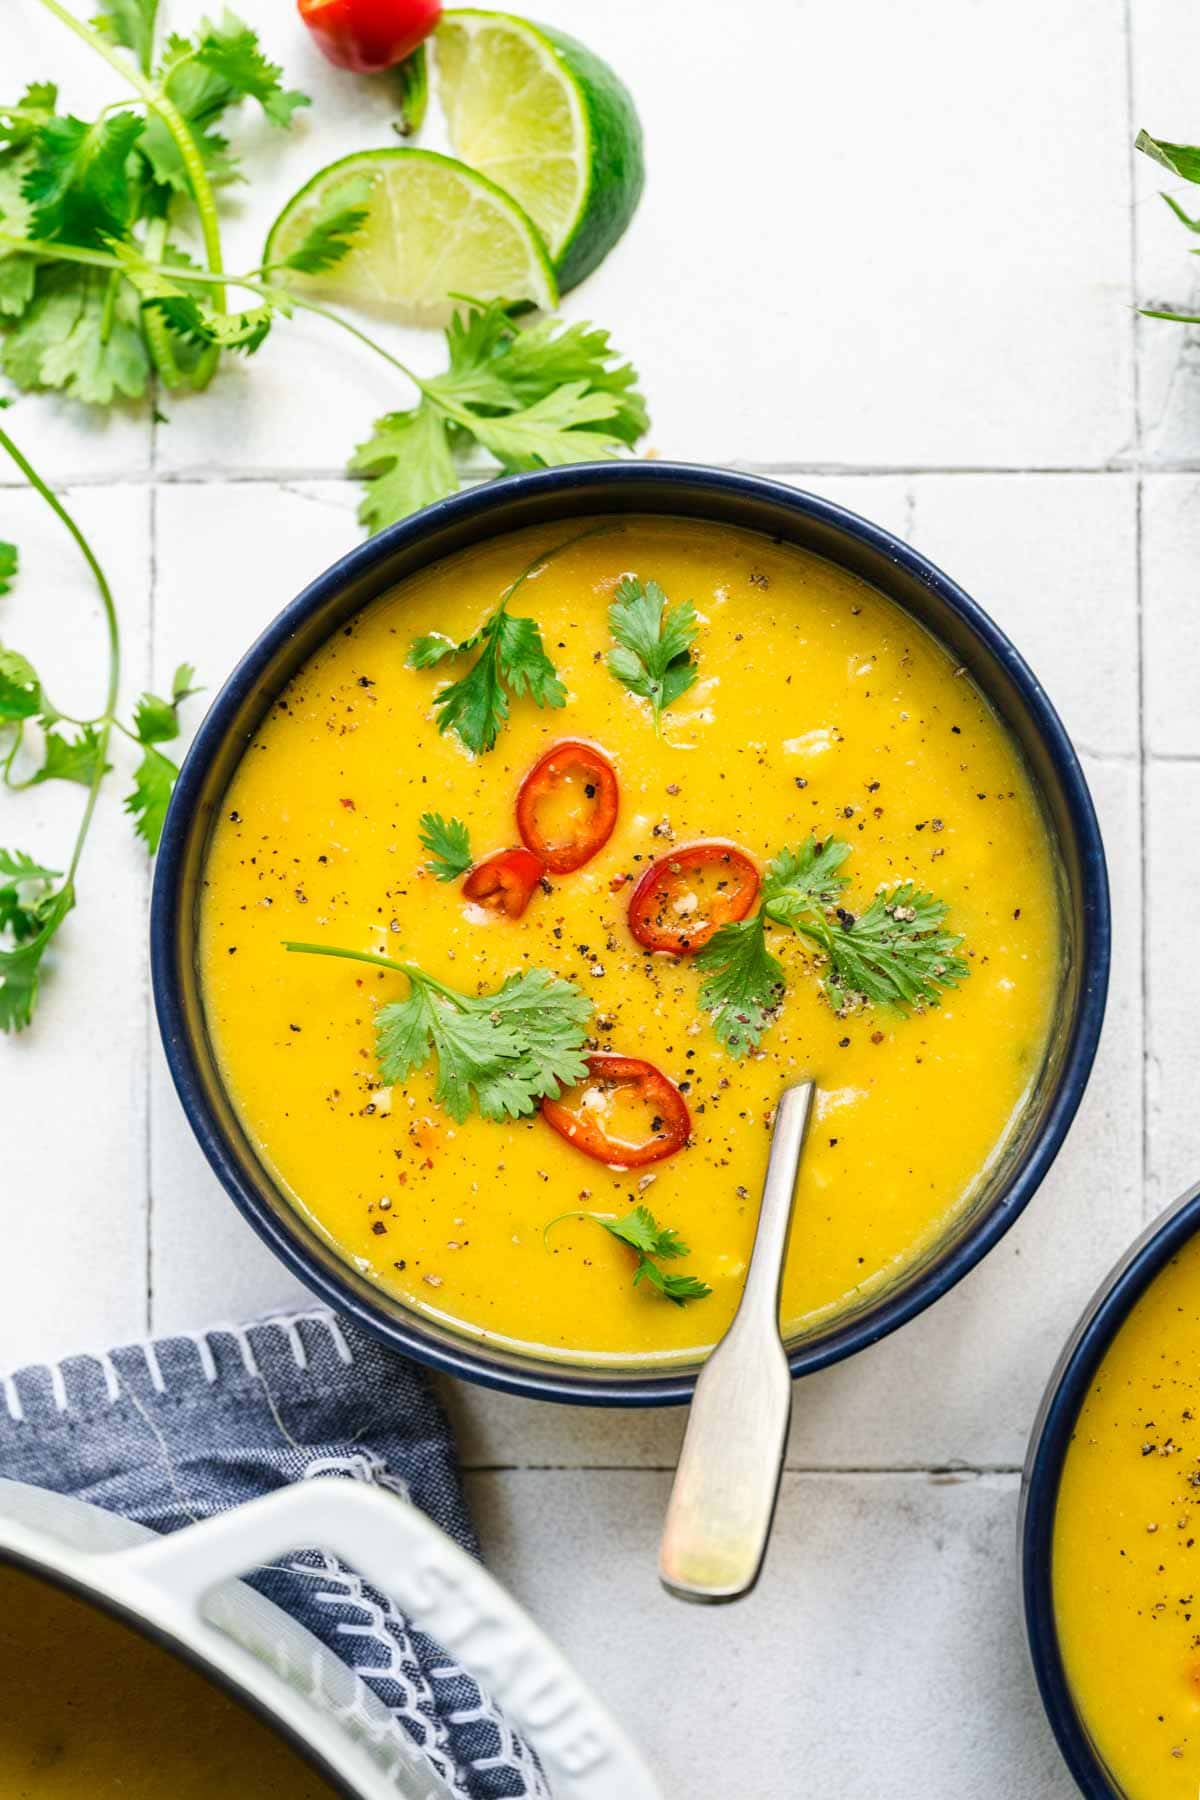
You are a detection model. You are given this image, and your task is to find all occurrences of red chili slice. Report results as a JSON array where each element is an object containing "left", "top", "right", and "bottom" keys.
[
  {"left": 462, "top": 847, "right": 544, "bottom": 919},
  {"left": 516, "top": 740, "right": 619, "bottom": 875},
  {"left": 627, "top": 841, "right": 760, "bottom": 955},
  {"left": 541, "top": 1054, "right": 691, "bottom": 1169}
]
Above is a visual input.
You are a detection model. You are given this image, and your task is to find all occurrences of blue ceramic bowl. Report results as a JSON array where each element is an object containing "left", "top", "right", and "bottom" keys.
[
  {"left": 151, "top": 462, "right": 1110, "bottom": 1405},
  {"left": 1021, "top": 1186, "right": 1200, "bottom": 1796}
]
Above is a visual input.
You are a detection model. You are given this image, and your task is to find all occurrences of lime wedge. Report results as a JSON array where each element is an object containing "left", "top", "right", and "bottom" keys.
[
  {"left": 434, "top": 11, "right": 644, "bottom": 292},
  {"left": 263, "top": 147, "right": 557, "bottom": 324}
]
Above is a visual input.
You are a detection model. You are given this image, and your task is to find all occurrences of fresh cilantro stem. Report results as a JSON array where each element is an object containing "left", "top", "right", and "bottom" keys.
[
  {"left": 0, "top": 425, "right": 118, "bottom": 898},
  {"left": 33, "top": 0, "right": 228, "bottom": 338},
  {"left": 283, "top": 938, "right": 436, "bottom": 990},
  {"left": 0, "top": 233, "right": 429, "bottom": 393}
]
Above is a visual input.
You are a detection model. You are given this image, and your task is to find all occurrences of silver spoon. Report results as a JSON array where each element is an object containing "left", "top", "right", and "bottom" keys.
[{"left": 659, "top": 1079, "right": 815, "bottom": 1603}]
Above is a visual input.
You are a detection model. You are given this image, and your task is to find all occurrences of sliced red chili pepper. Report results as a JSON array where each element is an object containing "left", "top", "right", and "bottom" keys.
[
  {"left": 627, "top": 841, "right": 760, "bottom": 955},
  {"left": 541, "top": 1054, "right": 691, "bottom": 1169},
  {"left": 462, "top": 847, "right": 544, "bottom": 919},
  {"left": 516, "top": 739, "right": 619, "bottom": 875}
]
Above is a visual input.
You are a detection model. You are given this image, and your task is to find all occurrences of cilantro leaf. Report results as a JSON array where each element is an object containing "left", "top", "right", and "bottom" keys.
[
  {"left": 189, "top": 12, "right": 309, "bottom": 128},
  {"left": 491, "top": 314, "right": 648, "bottom": 443},
  {"left": 2, "top": 264, "right": 150, "bottom": 405},
  {"left": 695, "top": 915, "right": 787, "bottom": 1057},
  {"left": 0, "top": 84, "right": 60, "bottom": 152},
  {"left": 600, "top": 1206, "right": 686, "bottom": 1260},
  {"left": 585, "top": 1206, "right": 711, "bottom": 1306},
  {"left": 760, "top": 835, "right": 853, "bottom": 922},
  {"left": 350, "top": 404, "right": 457, "bottom": 535},
  {"left": 22, "top": 111, "right": 143, "bottom": 245},
  {"left": 634, "top": 1262, "right": 713, "bottom": 1306},
  {"left": 124, "top": 743, "right": 178, "bottom": 849},
  {"left": 31, "top": 725, "right": 109, "bottom": 788},
  {"left": 142, "top": 15, "right": 307, "bottom": 193},
  {"left": 271, "top": 175, "right": 371, "bottom": 274},
  {"left": 461, "top": 381, "right": 627, "bottom": 471},
  {"left": 0, "top": 882, "right": 73, "bottom": 1033},
  {"left": 284, "top": 943, "right": 591, "bottom": 1123},
  {"left": 0, "top": 645, "right": 41, "bottom": 721},
  {"left": 794, "top": 882, "right": 969, "bottom": 1014},
  {"left": 0, "top": 849, "right": 58, "bottom": 884},
  {"left": 113, "top": 244, "right": 271, "bottom": 354},
  {"left": 132, "top": 689, "right": 180, "bottom": 744},
  {"left": 418, "top": 812, "right": 472, "bottom": 881},
  {"left": 0, "top": 938, "right": 46, "bottom": 1031},
  {"left": 171, "top": 661, "right": 200, "bottom": 702},
  {"left": 407, "top": 593, "right": 566, "bottom": 755},
  {"left": 0, "top": 542, "right": 16, "bottom": 596},
  {"left": 607, "top": 575, "right": 699, "bottom": 728},
  {"left": 92, "top": 0, "right": 160, "bottom": 73},
  {"left": 1136, "top": 131, "right": 1200, "bottom": 184},
  {"left": 0, "top": 849, "right": 61, "bottom": 945}
]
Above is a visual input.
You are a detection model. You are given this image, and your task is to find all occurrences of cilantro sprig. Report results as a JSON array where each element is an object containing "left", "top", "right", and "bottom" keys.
[
  {"left": 418, "top": 812, "right": 472, "bottom": 881},
  {"left": 606, "top": 575, "right": 699, "bottom": 732},
  {"left": 695, "top": 834, "right": 968, "bottom": 1056},
  {"left": 0, "top": 422, "right": 199, "bottom": 1030},
  {"left": 351, "top": 302, "right": 647, "bottom": 531},
  {"left": 407, "top": 530, "right": 614, "bottom": 753},
  {"left": 1135, "top": 130, "right": 1200, "bottom": 326},
  {"left": 283, "top": 941, "right": 592, "bottom": 1124},
  {"left": 545, "top": 1205, "right": 712, "bottom": 1306}
]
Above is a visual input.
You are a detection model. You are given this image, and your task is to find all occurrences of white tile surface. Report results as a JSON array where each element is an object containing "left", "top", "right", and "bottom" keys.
[
  {"left": 0, "top": 0, "right": 1190, "bottom": 1791},
  {"left": 146, "top": 0, "right": 1135, "bottom": 476},
  {"left": 0, "top": 487, "right": 152, "bottom": 1361},
  {"left": 1146, "top": 760, "right": 1200, "bottom": 1219},
  {"left": 467, "top": 1469, "right": 1073, "bottom": 1800},
  {"left": 1144, "top": 473, "right": 1200, "bottom": 754}
]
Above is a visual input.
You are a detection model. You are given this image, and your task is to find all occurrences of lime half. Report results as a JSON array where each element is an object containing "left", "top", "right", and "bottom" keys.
[
  {"left": 263, "top": 147, "right": 557, "bottom": 324},
  {"left": 434, "top": 11, "right": 644, "bottom": 292}
]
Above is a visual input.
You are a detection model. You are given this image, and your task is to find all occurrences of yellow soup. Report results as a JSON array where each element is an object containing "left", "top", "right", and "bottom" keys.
[
  {"left": 0, "top": 1562, "right": 338, "bottom": 1797},
  {"left": 1054, "top": 1234, "right": 1200, "bottom": 1798},
  {"left": 199, "top": 517, "right": 1061, "bottom": 1363}
]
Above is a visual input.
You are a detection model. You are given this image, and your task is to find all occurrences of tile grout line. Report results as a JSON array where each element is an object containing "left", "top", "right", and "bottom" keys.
[
  {"left": 1123, "top": 0, "right": 1152, "bottom": 1225},
  {"left": 144, "top": 394, "right": 159, "bottom": 1339},
  {"left": 5, "top": 463, "right": 1200, "bottom": 492},
  {"left": 460, "top": 1463, "right": 1024, "bottom": 1478}
]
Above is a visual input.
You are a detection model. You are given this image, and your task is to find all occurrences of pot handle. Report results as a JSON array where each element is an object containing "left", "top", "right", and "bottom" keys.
[{"left": 111, "top": 1479, "right": 661, "bottom": 1800}]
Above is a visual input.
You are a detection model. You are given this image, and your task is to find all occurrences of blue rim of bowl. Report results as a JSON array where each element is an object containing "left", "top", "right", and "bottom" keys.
[
  {"left": 1020, "top": 1183, "right": 1200, "bottom": 1797},
  {"left": 151, "top": 461, "right": 1111, "bottom": 1406}
]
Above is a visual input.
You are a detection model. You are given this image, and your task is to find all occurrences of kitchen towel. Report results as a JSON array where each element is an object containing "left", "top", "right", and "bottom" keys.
[{"left": 0, "top": 1307, "right": 546, "bottom": 1800}]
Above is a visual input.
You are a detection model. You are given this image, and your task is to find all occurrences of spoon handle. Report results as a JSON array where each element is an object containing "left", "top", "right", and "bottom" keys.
[{"left": 658, "top": 1081, "right": 814, "bottom": 1604}]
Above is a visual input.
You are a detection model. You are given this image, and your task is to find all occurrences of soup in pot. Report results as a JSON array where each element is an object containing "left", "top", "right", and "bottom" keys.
[{"left": 0, "top": 1561, "right": 340, "bottom": 1797}]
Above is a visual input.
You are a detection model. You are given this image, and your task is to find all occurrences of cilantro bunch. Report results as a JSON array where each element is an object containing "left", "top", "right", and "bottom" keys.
[
  {"left": 0, "top": 0, "right": 308, "bottom": 402},
  {"left": 0, "top": 421, "right": 199, "bottom": 1030},
  {"left": 696, "top": 835, "right": 969, "bottom": 1055}
]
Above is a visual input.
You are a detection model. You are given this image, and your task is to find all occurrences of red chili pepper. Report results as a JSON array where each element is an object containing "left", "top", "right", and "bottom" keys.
[
  {"left": 627, "top": 841, "right": 760, "bottom": 955},
  {"left": 541, "top": 1055, "right": 691, "bottom": 1169},
  {"left": 516, "top": 739, "right": 619, "bottom": 875},
  {"left": 297, "top": 0, "right": 441, "bottom": 73},
  {"left": 462, "top": 847, "right": 544, "bottom": 920}
]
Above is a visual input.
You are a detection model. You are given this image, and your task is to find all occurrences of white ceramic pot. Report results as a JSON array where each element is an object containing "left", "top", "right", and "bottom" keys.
[{"left": 0, "top": 1476, "right": 660, "bottom": 1800}]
